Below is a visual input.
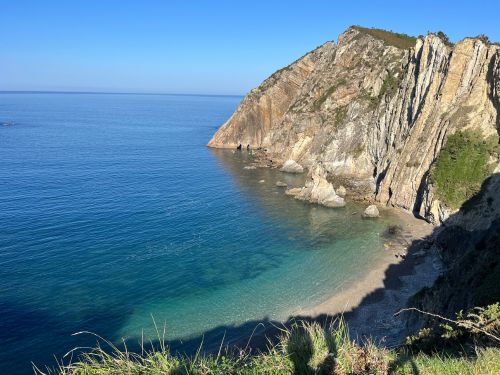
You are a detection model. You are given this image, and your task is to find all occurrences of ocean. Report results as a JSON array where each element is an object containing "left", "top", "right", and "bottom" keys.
[{"left": 0, "top": 92, "right": 399, "bottom": 374}]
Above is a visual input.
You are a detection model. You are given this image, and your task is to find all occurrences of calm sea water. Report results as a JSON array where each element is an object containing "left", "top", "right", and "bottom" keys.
[{"left": 0, "top": 93, "right": 398, "bottom": 374}]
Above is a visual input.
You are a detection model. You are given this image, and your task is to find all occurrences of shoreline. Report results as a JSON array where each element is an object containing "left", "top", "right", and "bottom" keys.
[
  {"left": 222, "top": 206, "right": 443, "bottom": 353},
  {"left": 170, "top": 151, "right": 443, "bottom": 352},
  {"left": 229, "top": 153, "right": 443, "bottom": 348},
  {"left": 232, "top": 205, "right": 442, "bottom": 351},
  {"left": 293, "top": 206, "right": 441, "bottom": 346}
]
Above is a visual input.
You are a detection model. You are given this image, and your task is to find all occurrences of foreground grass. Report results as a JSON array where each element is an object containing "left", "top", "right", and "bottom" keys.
[
  {"left": 392, "top": 348, "right": 500, "bottom": 375},
  {"left": 35, "top": 318, "right": 500, "bottom": 375}
]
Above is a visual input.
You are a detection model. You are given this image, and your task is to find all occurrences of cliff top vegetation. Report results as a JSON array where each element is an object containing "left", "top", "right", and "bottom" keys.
[{"left": 351, "top": 26, "right": 417, "bottom": 49}]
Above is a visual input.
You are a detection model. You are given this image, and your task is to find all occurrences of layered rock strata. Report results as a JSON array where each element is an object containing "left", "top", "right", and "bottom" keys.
[{"left": 209, "top": 27, "right": 500, "bottom": 224}]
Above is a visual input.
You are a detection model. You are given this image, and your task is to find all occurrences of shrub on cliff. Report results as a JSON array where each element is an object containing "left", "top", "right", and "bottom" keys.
[
  {"left": 435, "top": 31, "right": 453, "bottom": 46},
  {"left": 405, "top": 303, "right": 500, "bottom": 352},
  {"left": 430, "top": 130, "right": 499, "bottom": 210}
]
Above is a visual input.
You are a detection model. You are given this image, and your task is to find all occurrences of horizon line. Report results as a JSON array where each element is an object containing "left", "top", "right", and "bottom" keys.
[{"left": 0, "top": 90, "right": 245, "bottom": 98}]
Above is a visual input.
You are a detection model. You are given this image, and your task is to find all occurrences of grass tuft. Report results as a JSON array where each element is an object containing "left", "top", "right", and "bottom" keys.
[{"left": 35, "top": 309, "right": 500, "bottom": 375}]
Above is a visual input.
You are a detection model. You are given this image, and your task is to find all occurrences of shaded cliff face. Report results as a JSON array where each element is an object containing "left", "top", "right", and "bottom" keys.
[
  {"left": 209, "top": 27, "right": 500, "bottom": 223},
  {"left": 408, "top": 173, "right": 500, "bottom": 328}
]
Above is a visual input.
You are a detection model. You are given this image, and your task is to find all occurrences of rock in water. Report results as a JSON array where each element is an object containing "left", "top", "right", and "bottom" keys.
[
  {"left": 336, "top": 185, "right": 347, "bottom": 197},
  {"left": 295, "top": 165, "right": 345, "bottom": 207},
  {"left": 276, "top": 181, "right": 288, "bottom": 187},
  {"left": 285, "top": 187, "right": 302, "bottom": 196},
  {"left": 363, "top": 205, "right": 380, "bottom": 218},
  {"left": 280, "top": 160, "right": 304, "bottom": 174}
]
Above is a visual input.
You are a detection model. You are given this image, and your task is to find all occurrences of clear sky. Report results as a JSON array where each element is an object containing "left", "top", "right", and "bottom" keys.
[{"left": 2, "top": 0, "right": 499, "bottom": 95}]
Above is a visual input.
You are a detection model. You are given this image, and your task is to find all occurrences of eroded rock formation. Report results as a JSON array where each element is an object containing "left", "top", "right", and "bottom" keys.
[
  {"left": 209, "top": 26, "right": 500, "bottom": 224},
  {"left": 294, "top": 165, "right": 346, "bottom": 208}
]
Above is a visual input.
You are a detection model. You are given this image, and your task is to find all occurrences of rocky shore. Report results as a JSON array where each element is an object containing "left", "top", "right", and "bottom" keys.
[
  {"left": 297, "top": 208, "right": 439, "bottom": 346},
  {"left": 208, "top": 26, "right": 499, "bottom": 225},
  {"left": 284, "top": 164, "right": 346, "bottom": 208},
  {"left": 208, "top": 25, "right": 500, "bottom": 347}
]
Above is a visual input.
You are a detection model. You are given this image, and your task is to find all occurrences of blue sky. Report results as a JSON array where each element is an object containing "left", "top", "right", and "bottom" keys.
[{"left": 2, "top": 0, "right": 499, "bottom": 95}]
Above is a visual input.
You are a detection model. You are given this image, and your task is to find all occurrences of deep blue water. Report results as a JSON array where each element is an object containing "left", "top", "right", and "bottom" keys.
[{"left": 0, "top": 93, "right": 398, "bottom": 374}]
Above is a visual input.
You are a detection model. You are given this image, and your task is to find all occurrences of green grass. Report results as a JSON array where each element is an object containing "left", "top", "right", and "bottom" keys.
[
  {"left": 351, "top": 26, "right": 417, "bottom": 49},
  {"left": 430, "top": 130, "right": 499, "bottom": 209},
  {"left": 35, "top": 319, "right": 391, "bottom": 375},
  {"left": 35, "top": 313, "right": 500, "bottom": 375},
  {"left": 390, "top": 348, "right": 500, "bottom": 375}
]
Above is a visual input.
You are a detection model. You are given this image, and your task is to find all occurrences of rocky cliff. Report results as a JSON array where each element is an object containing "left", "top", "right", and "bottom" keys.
[
  {"left": 208, "top": 26, "right": 500, "bottom": 224},
  {"left": 407, "top": 172, "right": 500, "bottom": 330}
]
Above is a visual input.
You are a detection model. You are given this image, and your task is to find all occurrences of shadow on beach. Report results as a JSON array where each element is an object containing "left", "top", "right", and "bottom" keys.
[
  {"left": 31, "top": 150, "right": 500, "bottom": 371},
  {"left": 153, "top": 168, "right": 500, "bottom": 359}
]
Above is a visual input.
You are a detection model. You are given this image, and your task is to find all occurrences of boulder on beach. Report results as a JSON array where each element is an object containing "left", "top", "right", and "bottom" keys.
[
  {"left": 322, "top": 194, "right": 346, "bottom": 207},
  {"left": 295, "top": 165, "right": 345, "bottom": 208},
  {"left": 280, "top": 160, "right": 304, "bottom": 173},
  {"left": 336, "top": 185, "right": 347, "bottom": 197},
  {"left": 276, "top": 181, "right": 288, "bottom": 187},
  {"left": 363, "top": 204, "right": 380, "bottom": 218}
]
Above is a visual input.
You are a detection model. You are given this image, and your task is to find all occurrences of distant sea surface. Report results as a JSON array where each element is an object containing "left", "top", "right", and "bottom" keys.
[{"left": 0, "top": 93, "right": 399, "bottom": 374}]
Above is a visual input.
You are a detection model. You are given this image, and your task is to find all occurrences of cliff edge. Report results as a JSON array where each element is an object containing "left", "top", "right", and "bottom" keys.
[{"left": 208, "top": 26, "right": 500, "bottom": 225}]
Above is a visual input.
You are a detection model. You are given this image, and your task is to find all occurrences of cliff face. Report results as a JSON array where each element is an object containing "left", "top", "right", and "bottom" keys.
[
  {"left": 409, "top": 173, "right": 500, "bottom": 327},
  {"left": 207, "top": 43, "right": 332, "bottom": 149},
  {"left": 208, "top": 27, "right": 500, "bottom": 224}
]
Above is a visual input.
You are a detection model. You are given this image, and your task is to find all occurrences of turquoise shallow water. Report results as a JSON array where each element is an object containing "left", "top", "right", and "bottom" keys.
[{"left": 0, "top": 93, "right": 398, "bottom": 374}]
